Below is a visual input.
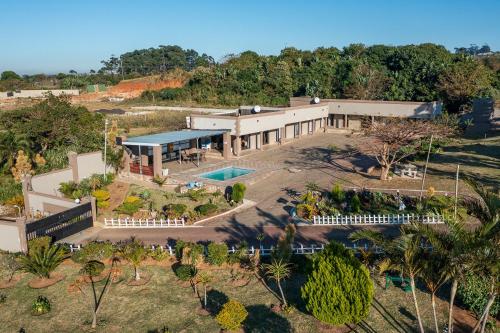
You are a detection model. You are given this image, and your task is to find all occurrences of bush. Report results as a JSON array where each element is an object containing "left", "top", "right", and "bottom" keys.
[
  {"left": 185, "top": 188, "right": 207, "bottom": 202},
  {"left": 163, "top": 203, "right": 187, "bottom": 219},
  {"left": 28, "top": 236, "right": 52, "bottom": 255},
  {"left": 207, "top": 243, "right": 228, "bottom": 266},
  {"left": 139, "top": 190, "right": 151, "bottom": 200},
  {"left": 71, "top": 241, "right": 115, "bottom": 264},
  {"left": 0, "top": 293, "right": 6, "bottom": 303},
  {"left": 231, "top": 183, "right": 246, "bottom": 203},
  {"left": 301, "top": 241, "right": 373, "bottom": 325},
  {"left": 0, "top": 177, "right": 22, "bottom": 204},
  {"left": 174, "top": 240, "right": 186, "bottom": 260},
  {"left": 31, "top": 296, "right": 51, "bottom": 316},
  {"left": 296, "top": 203, "right": 314, "bottom": 219},
  {"left": 331, "top": 184, "right": 345, "bottom": 203},
  {"left": 195, "top": 203, "right": 218, "bottom": 216},
  {"left": 174, "top": 264, "right": 196, "bottom": 281},
  {"left": 149, "top": 247, "right": 169, "bottom": 261},
  {"left": 80, "top": 260, "right": 105, "bottom": 278},
  {"left": 152, "top": 176, "right": 167, "bottom": 186},
  {"left": 457, "top": 273, "right": 499, "bottom": 318},
  {"left": 21, "top": 243, "right": 66, "bottom": 279},
  {"left": 92, "top": 189, "right": 110, "bottom": 202},
  {"left": 115, "top": 197, "right": 143, "bottom": 216},
  {"left": 350, "top": 194, "right": 361, "bottom": 214},
  {"left": 216, "top": 299, "right": 248, "bottom": 331}
]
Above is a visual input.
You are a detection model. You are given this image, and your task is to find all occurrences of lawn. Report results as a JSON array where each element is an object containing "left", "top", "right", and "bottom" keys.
[{"left": 0, "top": 257, "right": 457, "bottom": 333}]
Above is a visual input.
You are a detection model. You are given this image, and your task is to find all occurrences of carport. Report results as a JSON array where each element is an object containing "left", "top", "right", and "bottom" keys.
[{"left": 122, "top": 129, "right": 231, "bottom": 177}]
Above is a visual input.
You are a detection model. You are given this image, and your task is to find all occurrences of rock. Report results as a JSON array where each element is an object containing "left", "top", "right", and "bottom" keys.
[{"left": 288, "top": 167, "right": 302, "bottom": 173}]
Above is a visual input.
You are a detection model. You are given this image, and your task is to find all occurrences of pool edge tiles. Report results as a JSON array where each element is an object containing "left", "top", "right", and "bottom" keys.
[{"left": 199, "top": 167, "right": 255, "bottom": 181}]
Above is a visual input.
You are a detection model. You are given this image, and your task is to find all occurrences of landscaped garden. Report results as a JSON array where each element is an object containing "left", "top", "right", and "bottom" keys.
[
  {"left": 0, "top": 181, "right": 497, "bottom": 333},
  {"left": 294, "top": 182, "right": 466, "bottom": 220}
]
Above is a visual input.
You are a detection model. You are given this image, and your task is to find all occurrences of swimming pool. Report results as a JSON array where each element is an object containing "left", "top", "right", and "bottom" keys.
[{"left": 199, "top": 167, "right": 255, "bottom": 181}]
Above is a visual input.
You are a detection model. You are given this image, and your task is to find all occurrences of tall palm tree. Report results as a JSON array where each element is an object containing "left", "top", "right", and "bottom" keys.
[
  {"left": 197, "top": 271, "right": 213, "bottom": 309},
  {"left": 350, "top": 228, "right": 426, "bottom": 333},
  {"left": 420, "top": 252, "right": 448, "bottom": 333},
  {"left": 119, "top": 238, "right": 147, "bottom": 281},
  {"left": 262, "top": 259, "right": 292, "bottom": 307}
]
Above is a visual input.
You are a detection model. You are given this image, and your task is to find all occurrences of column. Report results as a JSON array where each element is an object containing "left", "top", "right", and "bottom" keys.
[
  {"left": 234, "top": 136, "right": 241, "bottom": 156},
  {"left": 280, "top": 127, "right": 286, "bottom": 142},
  {"left": 223, "top": 132, "right": 230, "bottom": 160},
  {"left": 371, "top": 115, "right": 375, "bottom": 124},
  {"left": 344, "top": 114, "right": 348, "bottom": 128},
  {"left": 68, "top": 151, "right": 79, "bottom": 183},
  {"left": 16, "top": 216, "right": 28, "bottom": 253},
  {"left": 21, "top": 175, "right": 31, "bottom": 218},
  {"left": 259, "top": 132, "right": 264, "bottom": 150},
  {"left": 153, "top": 145, "right": 162, "bottom": 177}
]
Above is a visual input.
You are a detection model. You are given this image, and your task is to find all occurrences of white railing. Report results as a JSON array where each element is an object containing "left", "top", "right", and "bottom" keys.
[
  {"left": 103, "top": 218, "right": 185, "bottom": 228},
  {"left": 312, "top": 214, "right": 443, "bottom": 225}
]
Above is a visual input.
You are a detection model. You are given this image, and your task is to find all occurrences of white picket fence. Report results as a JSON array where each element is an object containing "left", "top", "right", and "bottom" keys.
[
  {"left": 103, "top": 218, "right": 185, "bottom": 228},
  {"left": 312, "top": 213, "right": 443, "bottom": 225}
]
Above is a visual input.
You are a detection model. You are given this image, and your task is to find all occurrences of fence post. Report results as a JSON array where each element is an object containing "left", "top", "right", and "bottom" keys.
[{"left": 311, "top": 244, "right": 315, "bottom": 254}]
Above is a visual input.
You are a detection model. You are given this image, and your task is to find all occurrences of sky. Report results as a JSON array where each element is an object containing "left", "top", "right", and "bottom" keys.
[{"left": 1, "top": 0, "right": 499, "bottom": 75}]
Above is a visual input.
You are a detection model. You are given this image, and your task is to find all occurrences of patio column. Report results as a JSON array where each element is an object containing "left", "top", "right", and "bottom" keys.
[
  {"left": 259, "top": 132, "right": 264, "bottom": 150},
  {"left": 344, "top": 114, "right": 348, "bottom": 128},
  {"left": 233, "top": 136, "right": 241, "bottom": 156},
  {"left": 223, "top": 132, "right": 230, "bottom": 160},
  {"left": 152, "top": 145, "right": 162, "bottom": 177}
]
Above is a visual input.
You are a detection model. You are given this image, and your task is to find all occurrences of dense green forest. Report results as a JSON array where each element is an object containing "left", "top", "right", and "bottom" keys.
[
  {"left": 143, "top": 44, "right": 499, "bottom": 111},
  {"left": 2, "top": 43, "right": 499, "bottom": 111}
]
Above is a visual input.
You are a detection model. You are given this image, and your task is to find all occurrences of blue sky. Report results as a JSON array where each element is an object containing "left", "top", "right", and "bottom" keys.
[{"left": 1, "top": 0, "right": 499, "bottom": 74}]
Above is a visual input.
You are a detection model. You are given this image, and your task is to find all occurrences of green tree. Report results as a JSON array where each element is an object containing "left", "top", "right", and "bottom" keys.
[
  {"left": 301, "top": 241, "right": 373, "bottom": 325},
  {"left": 350, "top": 229, "right": 425, "bottom": 332},
  {"left": 231, "top": 182, "right": 246, "bottom": 203},
  {"left": 197, "top": 271, "right": 213, "bottom": 309},
  {"left": 119, "top": 238, "right": 147, "bottom": 281},
  {"left": 1, "top": 70, "right": 21, "bottom": 80},
  {"left": 262, "top": 259, "right": 292, "bottom": 307}
]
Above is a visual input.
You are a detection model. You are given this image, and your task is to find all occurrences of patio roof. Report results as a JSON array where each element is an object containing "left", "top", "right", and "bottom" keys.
[{"left": 122, "top": 129, "right": 228, "bottom": 147}]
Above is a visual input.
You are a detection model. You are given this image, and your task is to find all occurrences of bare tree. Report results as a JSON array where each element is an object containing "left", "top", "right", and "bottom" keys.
[{"left": 358, "top": 118, "right": 450, "bottom": 180}]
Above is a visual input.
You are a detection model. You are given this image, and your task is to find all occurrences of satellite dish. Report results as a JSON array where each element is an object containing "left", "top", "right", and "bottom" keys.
[
  {"left": 253, "top": 105, "right": 261, "bottom": 113},
  {"left": 74, "top": 198, "right": 81, "bottom": 204},
  {"left": 312, "top": 97, "right": 320, "bottom": 104}
]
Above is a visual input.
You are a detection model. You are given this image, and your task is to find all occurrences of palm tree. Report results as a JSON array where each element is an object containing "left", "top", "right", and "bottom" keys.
[
  {"left": 20, "top": 243, "right": 66, "bottom": 279},
  {"left": 119, "top": 238, "right": 147, "bottom": 281},
  {"left": 0, "top": 131, "right": 32, "bottom": 169},
  {"left": 197, "top": 271, "right": 213, "bottom": 309},
  {"left": 262, "top": 259, "right": 291, "bottom": 307},
  {"left": 350, "top": 228, "right": 426, "bottom": 333},
  {"left": 420, "top": 252, "right": 448, "bottom": 333}
]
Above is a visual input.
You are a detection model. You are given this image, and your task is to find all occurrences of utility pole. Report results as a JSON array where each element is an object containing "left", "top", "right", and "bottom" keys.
[
  {"left": 419, "top": 134, "right": 433, "bottom": 201},
  {"left": 454, "top": 164, "right": 460, "bottom": 219},
  {"left": 104, "top": 119, "right": 109, "bottom": 181}
]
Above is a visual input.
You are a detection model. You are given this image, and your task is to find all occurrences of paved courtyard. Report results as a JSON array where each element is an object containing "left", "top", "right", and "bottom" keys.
[{"left": 69, "top": 132, "right": 463, "bottom": 246}]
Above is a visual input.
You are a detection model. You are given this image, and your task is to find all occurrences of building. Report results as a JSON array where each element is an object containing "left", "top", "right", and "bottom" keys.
[{"left": 120, "top": 97, "right": 442, "bottom": 178}]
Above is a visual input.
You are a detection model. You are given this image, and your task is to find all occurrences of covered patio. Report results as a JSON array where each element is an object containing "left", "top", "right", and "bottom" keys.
[{"left": 122, "top": 129, "right": 231, "bottom": 177}]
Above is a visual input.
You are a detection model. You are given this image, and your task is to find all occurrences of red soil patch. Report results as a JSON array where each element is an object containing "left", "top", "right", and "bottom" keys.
[
  {"left": 0, "top": 275, "right": 22, "bottom": 289},
  {"left": 28, "top": 273, "right": 65, "bottom": 289}
]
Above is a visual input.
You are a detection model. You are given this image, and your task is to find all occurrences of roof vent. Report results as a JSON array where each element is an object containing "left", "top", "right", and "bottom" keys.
[
  {"left": 312, "top": 97, "right": 320, "bottom": 104},
  {"left": 253, "top": 105, "right": 261, "bottom": 113}
]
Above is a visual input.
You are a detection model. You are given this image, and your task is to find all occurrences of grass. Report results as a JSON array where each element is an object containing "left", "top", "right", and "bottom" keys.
[{"left": 0, "top": 257, "right": 455, "bottom": 333}]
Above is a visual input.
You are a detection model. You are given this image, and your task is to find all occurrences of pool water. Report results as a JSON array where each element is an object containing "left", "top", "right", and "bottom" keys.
[{"left": 200, "top": 167, "right": 255, "bottom": 181}]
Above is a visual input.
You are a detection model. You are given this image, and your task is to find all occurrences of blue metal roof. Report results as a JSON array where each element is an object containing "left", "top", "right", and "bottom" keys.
[{"left": 122, "top": 129, "right": 228, "bottom": 146}]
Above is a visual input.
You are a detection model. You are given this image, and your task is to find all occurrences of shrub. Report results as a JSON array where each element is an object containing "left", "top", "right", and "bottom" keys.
[
  {"left": 195, "top": 203, "right": 218, "bottom": 216},
  {"left": 59, "top": 181, "right": 78, "bottom": 198},
  {"left": 457, "top": 273, "right": 500, "bottom": 318},
  {"left": 185, "top": 188, "right": 207, "bottom": 202},
  {"left": 215, "top": 299, "right": 248, "bottom": 331},
  {"left": 0, "top": 177, "right": 22, "bottom": 204},
  {"left": 80, "top": 260, "right": 105, "bottom": 278},
  {"left": 296, "top": 203, "right": 314, "bottom": 219},
  {"left": 174, "top": 240, "right": 186, "bottom": 260},
  {"left": 0, "top": 293, "right": 6, "bottom": 303},
  {"left": 92, "top": 189, "right": 110, "bottom": 202},
  {"left": 152, "top": 176, "right": 167, "bottom": 186},
  {"left": 207, "top": 243, "right": 228, "bottom": 266},
  {"left": 28, "top": 236, "right": 52, "bottom": 255},
  {"left": 21, "top": 243, "right": 66, "bottom": 279},
  {"left": 71, "top": 241, "right": 115, "bottom": 264},
  {"left": 300, "top": 191, "right": 317, "bottom": 205},
  {"left": 139, "top": 190, "right": 151, "bottom": 200},
  {"left": 231, "top": 183, "right": 246, "bottom": 203},
  {"left": 163, "top": 203, "right": 187, "bottom": 219},
  {"left": 115, "top": 197, "right": 143, "bottom": 216},
  {"left": 31, "top": 296, "right": 51, "bottom": 316},
  {"left": 174, "top": 264, "right": 196, "bottom": 281},
  {"left": 149, "top": 247, "right": 169, "bottom": 261},
  {"left": 350, "top": 194, "right": 361, "bottom": 214},
  {"left": 301, "top": 241, "right": 373, "bottom": 325},
  {"left": 331, "top": 184, "right": 345, "bottom": 203}
]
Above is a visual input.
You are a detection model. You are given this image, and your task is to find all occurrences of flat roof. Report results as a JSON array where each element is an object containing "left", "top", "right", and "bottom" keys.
[{"left": 122, "top": 129, "right": 228, "bottom": 147}]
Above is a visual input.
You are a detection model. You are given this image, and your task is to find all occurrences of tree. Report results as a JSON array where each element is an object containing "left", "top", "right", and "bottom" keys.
[
  {"left": 358, "top": 118, "right": 452, "bottom": 180},
  {"left": 344, "top": 62, "right": 390, "bottom": 100},
  {"left": 1, "top": 70, "right": 21, "bottom": 81},
  {"left": 197, "top": 271, "right": 213, "bottom": 309},
  {"left": 81, "top": 259, "right": 120, "bottom": 329},
  {"left": 438, "top": 59, "right": 492, "bottom": 112},
  {"left": 301, "top": 241, "right": 373, "bottom": 325},
  {"left": 262, "top": 259, "right": 292, "bottom": 307},
  {"left": 215, "top": 299, "right": 248, "bottom": 331},
  {"left": 420, "top": 252, "right": 448, "bottom": 333},
  {"left": 350, "top": 228, "right": 425, "bottom": 332},
  {"left": 20, "top": 242, "right": 65, "bottom": 279},
  {"left": 231, "top": 182, "right": 246, "bottom": 203},
  {"left": 11, "top": 150, "right": 33, "bottom": 182},
  {"left": 0, "top": 253, "right": 21, "bottom": 282},
  {"left": 119, "top": 238, "right": 147, "bottom": 281}
]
